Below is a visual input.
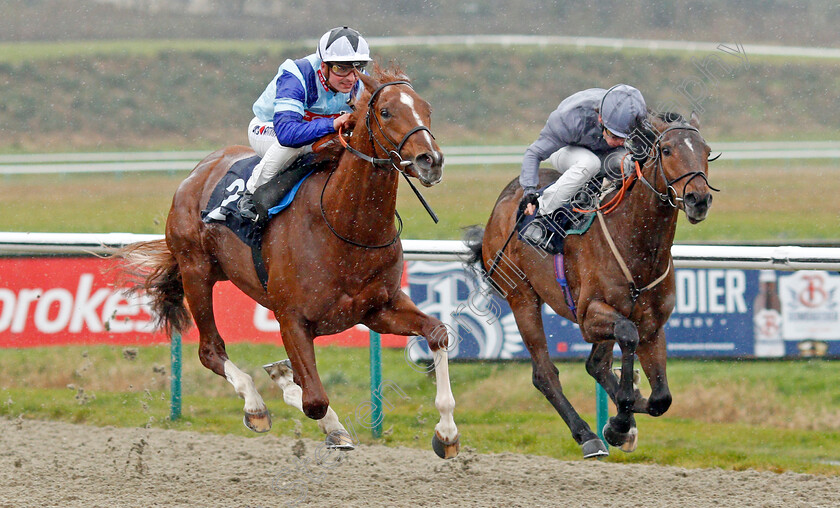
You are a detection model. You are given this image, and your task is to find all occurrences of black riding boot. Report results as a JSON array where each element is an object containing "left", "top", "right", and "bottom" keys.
[{"left": 237, "top": 190, "right": 259, "bottom": 221}]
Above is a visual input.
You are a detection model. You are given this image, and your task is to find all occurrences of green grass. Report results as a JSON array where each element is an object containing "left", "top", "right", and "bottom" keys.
[{"left": 1, "top": 344, "right": 839, "bottom": 475}]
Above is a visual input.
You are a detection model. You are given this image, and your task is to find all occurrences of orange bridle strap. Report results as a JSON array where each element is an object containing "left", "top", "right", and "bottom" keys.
[{"left": 572, "top": 153, "right": 639, "bottom": 215}]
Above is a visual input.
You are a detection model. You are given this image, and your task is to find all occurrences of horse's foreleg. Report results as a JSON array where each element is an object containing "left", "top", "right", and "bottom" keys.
[
  {"left": 364, "top": 291, "right": 459, "bottom": 459},
  {"left": 585, "top": 343, "right": 648, "bottom": 413},
  {"left": 263, "top": 359, "right": 354, "bottom": 450},
  {"left": 510, "top": 294, "right": 607, "bottom": 458},
  {"left": 181, "top": 265, "right": 270, "bottom": 432},
  {"left": 581, "top": 301, "right": 639, "bottom": 452},
  {"left": 276, "top": 317, "right": 329, "bottom": 421},
  {"left": 636, "top": 328, "right": 672, "bottom": 417}
]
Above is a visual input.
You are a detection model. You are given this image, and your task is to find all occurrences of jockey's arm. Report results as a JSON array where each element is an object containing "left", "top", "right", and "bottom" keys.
[
  {"left": 519, "top": 109, "right": 579, "bottom": 194},
  {"left": 272, "top": 110, "right": 335, "bottom": 148}
]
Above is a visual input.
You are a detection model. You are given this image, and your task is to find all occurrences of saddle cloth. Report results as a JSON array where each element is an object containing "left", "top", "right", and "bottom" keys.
[{"left": 200, "top": 153, "right": 320, "bottom": 250}]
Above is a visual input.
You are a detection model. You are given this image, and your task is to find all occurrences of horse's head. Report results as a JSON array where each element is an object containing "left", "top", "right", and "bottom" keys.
[
  {"left": 354, "top": 66, "right": 444, "bottom": 187},
  {"left": 638, "top": 112, "right": 717, "bottom": 224}
]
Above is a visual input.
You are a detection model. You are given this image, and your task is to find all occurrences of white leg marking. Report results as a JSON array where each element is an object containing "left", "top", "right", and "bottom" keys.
[
  {"left": 267, "top": 361, "right": 345, "bottom": 435},
  {"left": 399, "top": 92, "right": 434, "bottom": 145},
  {"left": 224, "top": 360, "right": 266, "bottom": 413},
  {"left": 432, "top": 349, "right": 458, "bottom": 442},
  {"left": 684, "top": 138, "right": 695, "bottom": 154}
]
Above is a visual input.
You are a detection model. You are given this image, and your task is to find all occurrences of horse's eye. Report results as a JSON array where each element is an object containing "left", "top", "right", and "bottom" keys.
[
  {"left": 380, "top": 108, "right": 391, "bottom": 119},
  {"left": 661, "top": 147, "right": 672, "bottom": 156}
]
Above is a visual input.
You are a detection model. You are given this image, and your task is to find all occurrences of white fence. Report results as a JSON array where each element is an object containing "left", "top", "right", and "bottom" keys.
[
  {"left": 2, "top": 141, "right": 839, "bottom": 175},
  {"left": 2, "top": 232, "right": 840, "bottom": 270}
]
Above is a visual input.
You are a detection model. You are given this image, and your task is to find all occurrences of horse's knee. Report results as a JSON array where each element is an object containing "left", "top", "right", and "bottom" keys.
[
  {"left": 648, "top": 390, "right": 672, "bottom": 417},
  {"left": 302, "top": 394, "right": 329, "bottom": 420},
  {"left": 198, "top": 343, "right": 226, "bottom": 376},
  {"left": 425, "top": 322, "right": 452, "bottom": 351},
  {"left": 614, "top": 318, "right": 639, "bottom": 350},
  {"left": 531, "top": 363, "right": 559, "bottom": 393}
]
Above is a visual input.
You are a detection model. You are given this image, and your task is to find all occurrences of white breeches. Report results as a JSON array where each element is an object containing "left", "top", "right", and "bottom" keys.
[
  {"left": 245, "top": 117, "right": 311, "bottom": 193},
  {"left": 538, "top": 146, "right": 602, "bottom": 214}
]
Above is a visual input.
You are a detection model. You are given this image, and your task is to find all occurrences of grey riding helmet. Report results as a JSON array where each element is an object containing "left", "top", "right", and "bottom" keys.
[{"left": 600, "top": 84, "right": 646, "bottom": 138}]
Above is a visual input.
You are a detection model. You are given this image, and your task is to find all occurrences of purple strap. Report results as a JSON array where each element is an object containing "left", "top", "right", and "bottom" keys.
[{"left": 553, "top": 254, "right": 577, "bottom": 321}]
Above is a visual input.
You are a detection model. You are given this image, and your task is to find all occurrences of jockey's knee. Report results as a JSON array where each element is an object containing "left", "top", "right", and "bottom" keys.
[{"left": 549, "top": 146, "right": 601, "bottom": 177}]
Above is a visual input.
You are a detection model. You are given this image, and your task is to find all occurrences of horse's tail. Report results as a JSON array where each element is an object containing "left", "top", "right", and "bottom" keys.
[
  {"left": 462, "top": 225, "right": 486, "bottom": 271},
  {"left": 114, "top": 239, "right": 191, "bottom": 336}
]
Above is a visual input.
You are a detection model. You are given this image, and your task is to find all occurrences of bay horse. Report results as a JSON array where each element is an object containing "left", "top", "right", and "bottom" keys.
[
  {"left": 118, "top": 65, "right": 460, "bottom": 459},
  {"left": 466, "top": 112, "right": 715, "bottom": 458}
]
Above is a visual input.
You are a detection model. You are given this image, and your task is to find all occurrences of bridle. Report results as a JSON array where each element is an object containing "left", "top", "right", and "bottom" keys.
[
  {"left": 634, "top": 124, "right": 720, "bottom": 208},
  {"left": 323, "top": 80, "right": 435, "bottom": 249},
  {"left": 338, "top": 80, "right": 434, "bottom": 174}
]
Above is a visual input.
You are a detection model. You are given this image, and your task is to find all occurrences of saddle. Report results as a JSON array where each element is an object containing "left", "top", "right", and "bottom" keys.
[{"left": 515, "top": 179, "right": 600, "bottom": 255}]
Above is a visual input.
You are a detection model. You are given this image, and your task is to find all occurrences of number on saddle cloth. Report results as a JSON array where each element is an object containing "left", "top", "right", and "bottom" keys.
[{"left": 200, "top": 153, "right": 324, "bottom": 249}]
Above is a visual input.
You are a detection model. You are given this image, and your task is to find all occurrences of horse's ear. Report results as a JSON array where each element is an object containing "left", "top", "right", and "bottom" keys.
[
  {"left": 689, "top": 111, "right": 701, "bottom": 129},
  {"left": 357, "top": 71, "right": 380, "bottom": 96}
]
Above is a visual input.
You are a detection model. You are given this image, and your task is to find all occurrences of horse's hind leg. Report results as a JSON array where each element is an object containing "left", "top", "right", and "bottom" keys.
[
  {"left": 181, "top": 263, "right": 271, "bottom": 432},
  {"left": 263, "top": 359, "right": 354, "bottom": 450},
  {"left": 581, "top": 301, "right": 642, "bottom": 452},
  {"left": 509, "top": 294, "right": 607, "bottom": 458},
  {"left": 364, "top": 291, "right": 459, "bottom": 459}
]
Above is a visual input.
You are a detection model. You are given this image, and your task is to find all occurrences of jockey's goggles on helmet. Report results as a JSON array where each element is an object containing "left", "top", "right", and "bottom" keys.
[{"left": 327, "top": 62, "right": 366, "bottom": 77}]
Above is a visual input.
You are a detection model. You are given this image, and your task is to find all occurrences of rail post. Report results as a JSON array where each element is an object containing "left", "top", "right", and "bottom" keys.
[
  {"left": 170, "top": 332, "right": 182, "bottom": 420},
  {"left": 369, "top": 330, "right": 383, "bottom": 438}
]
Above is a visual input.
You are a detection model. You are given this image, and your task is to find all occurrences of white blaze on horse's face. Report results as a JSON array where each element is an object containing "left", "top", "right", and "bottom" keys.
[
  {"left": 684, "top": 138, "right": 695, "bottom": 154},
  {"left": 394, "top": 89, "right": 444, "bottom": 187},
  {"left": 399, "top": 92, "right": 434, "bottom": 146}
]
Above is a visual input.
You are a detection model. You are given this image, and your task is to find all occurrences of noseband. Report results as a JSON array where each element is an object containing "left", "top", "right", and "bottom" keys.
[{"left": 636, "top": 124, "right": 720, "bottom": 208}]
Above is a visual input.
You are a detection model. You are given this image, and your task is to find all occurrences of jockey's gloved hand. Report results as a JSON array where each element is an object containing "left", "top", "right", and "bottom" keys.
[{"left": 519, "top": 189, "right": 539, "bottom": 214}]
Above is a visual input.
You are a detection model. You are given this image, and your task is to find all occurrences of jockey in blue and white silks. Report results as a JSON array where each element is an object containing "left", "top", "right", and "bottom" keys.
[
  {"left": 240, "top": 26, "right": 371, "bottom": 221},
  {"left": 519, "top": 85, "right": 647, "bottom": 219}
]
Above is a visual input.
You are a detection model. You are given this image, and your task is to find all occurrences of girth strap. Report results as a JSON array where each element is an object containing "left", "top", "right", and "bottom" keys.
[{"left": 596, "top": 211, "right": 671, "bottom": 302}]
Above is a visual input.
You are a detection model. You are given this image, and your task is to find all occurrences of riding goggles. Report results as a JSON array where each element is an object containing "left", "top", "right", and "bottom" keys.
[{"left": 327, "top": 62, "right": 366, "bottom": 77}]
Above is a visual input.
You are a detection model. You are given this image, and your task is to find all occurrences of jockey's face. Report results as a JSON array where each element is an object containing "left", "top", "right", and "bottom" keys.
[
  {"left": 321, "top": 63, "right": 359, "bottom": 94},
  {"left": 603, "top": 127, "right": 626, "bottom": 148}
]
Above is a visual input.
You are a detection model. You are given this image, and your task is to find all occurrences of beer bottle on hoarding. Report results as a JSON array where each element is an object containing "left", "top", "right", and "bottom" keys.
[{"left": 753, "top": 269, "right": 784, "bottom": 357}]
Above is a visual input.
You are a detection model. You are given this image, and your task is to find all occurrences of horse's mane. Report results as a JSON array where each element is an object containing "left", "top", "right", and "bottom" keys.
[{"left": 315, "top": 61, "right": 410, "bottom": 163}]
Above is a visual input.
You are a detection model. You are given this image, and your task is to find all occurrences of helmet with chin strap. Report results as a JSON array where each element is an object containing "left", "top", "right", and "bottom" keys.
[
  {"left": 599, "top": 84, "right": 646, "bottom": 138},
  {"left": 317, "top": 26, "right": 371, "bottom": 63}
]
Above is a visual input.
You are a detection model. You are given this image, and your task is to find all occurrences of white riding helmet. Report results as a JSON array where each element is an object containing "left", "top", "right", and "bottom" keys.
[
  {"left": 600, "top": 84, "right": 647, "bottom": 138},
  {"left": 317, "top": 26, "right": 371, "bottom": 63}
]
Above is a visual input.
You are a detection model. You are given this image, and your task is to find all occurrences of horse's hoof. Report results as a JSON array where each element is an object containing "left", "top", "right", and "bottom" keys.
[
  {"left": 262, "top": 359, "right": 293, "bottom": 381},
  {"left": 619, "top": 427, "right": 638, "bottom": 453},
  {"left": 602, "top": 422, "right": 638, "bottom": 453},
  {"left": 581, "top": 438, "right": 609, "bottom": 459},
  {"left": 326, "top": 430, "right": 355, "bottom": 451},
  {"left": 431, "top": 431, "right": 460, "bottom": 459},
  {"left": 244, "top": 409, "right": 272, "bottom": 433}
]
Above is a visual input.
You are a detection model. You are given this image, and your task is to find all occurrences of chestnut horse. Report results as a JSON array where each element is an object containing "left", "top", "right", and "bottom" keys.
[
  {"left": 466, "top": 112, "right": 715, "bottom": 458},
  {"left": 118, "top": 66, "right": 460, "bottom": 459}
]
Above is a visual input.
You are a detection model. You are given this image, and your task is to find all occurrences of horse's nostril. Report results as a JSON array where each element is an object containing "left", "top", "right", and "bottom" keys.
[
  {"left": 684, "top": 192, "right": 698, "bottom": 207},
  {"left": 415, "top": 153, "right": 434, "bottom": 169}
]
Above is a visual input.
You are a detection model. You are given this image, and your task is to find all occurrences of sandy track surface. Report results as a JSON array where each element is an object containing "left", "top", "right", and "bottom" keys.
[{"left": 1, "top": 417, "right": 838, "bottom": 507}]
